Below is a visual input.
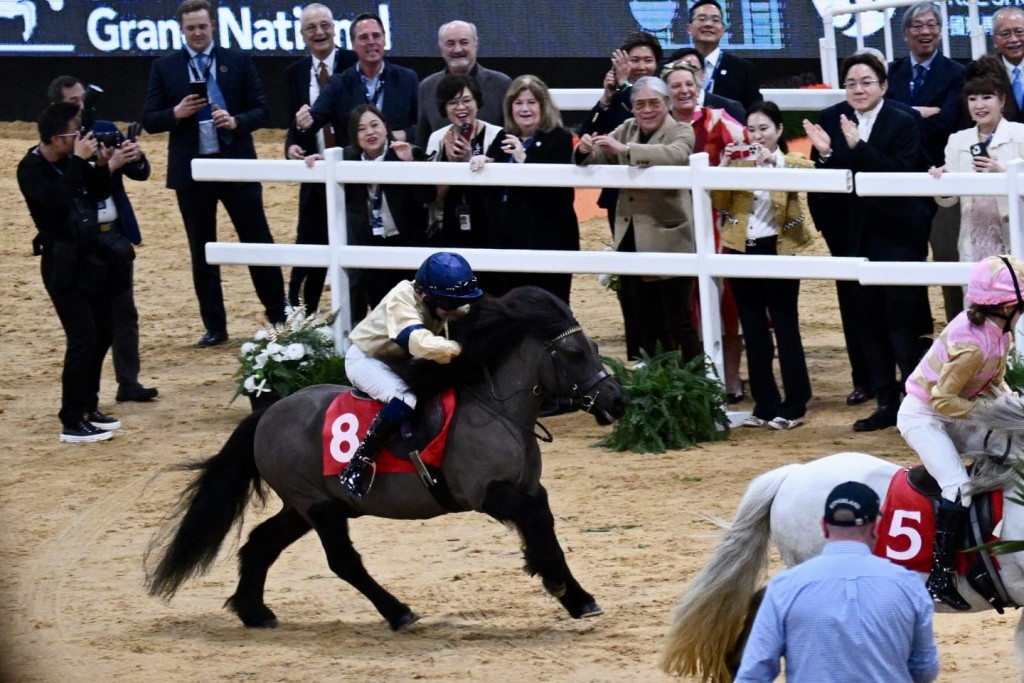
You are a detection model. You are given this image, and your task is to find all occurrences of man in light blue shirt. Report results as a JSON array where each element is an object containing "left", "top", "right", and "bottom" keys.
[{"left": 736, "top": 481, "right": 940, "bottom": 683}]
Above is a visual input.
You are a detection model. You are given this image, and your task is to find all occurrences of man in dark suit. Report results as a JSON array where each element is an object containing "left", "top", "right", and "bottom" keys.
[
  {"left": 687, "top": 0, "right": 762, "bottom": 111},
  {"left": 993, "top": 6, "right": 1024, "bottom": 124},
  {"left": 284, "top": 3, "right": 356, "bottom": 313},
  {"left": 294, "top": 12, "right": 419, "bottom": 148},
  {"left": 50, "top": 76, "right": 158, "bottom": 402},
  {"left": 414, "top": 20, "right": 511, "bottom": 149},
  {"left": 143, "top": 0, "right": 285, "bottom": 347},
  {"left": 804, "top": 53, "right": 933, "bottom": 432},
  {"left": 887, "top": 2, "right": 966, "bottom": 327}
]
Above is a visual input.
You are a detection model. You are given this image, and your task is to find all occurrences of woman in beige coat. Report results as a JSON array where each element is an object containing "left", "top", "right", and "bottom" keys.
[
  {"left": 714, "top": 101, "right": 815, "bottom": 430},
  {"left": 574, "top": 76, "right": 700, "bottom": 361}
]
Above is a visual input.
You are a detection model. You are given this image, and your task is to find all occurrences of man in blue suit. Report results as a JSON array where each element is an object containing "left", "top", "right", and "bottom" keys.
[
  {"left": 294, "top": 12, "right": 419, "bottom": 147},
  {"left": 49, "top": 75, "right": 158, "bottom": 402},
  {"left": 143, "top": 0, "right": 285, "bottom": 347},
  {"left": 284, "top": 3, "right": 356, "bottom": 314},
  {"left": 886, "top": 2, "right": 966, "bottom": 326}
]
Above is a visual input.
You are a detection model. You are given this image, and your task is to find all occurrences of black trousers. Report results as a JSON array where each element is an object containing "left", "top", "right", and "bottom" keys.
[
  {"left": 111, "top": 259, "right": 141, "bottom": 388},
  {"left": 288, "top": 182, "right": 329, "bottom": 314},
  {"left": 42, "top": 251, "right": 121, "bottom": 426},
  {"left": 729, "top": 238, "right": 811, "bottom": 420},
  {"left": 856, "top": 282, "right": 932, "bottom": 407},
  {"left": 175, "top": 181, "right": 285, "bottom": 333}
]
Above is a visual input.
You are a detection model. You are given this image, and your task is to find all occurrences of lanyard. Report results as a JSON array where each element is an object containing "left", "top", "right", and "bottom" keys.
[
  {"left": 360, "top": 71, "right": 384, "bottom": 106},
  {"left": 704, "top": 52, "right": 721, "bottom": 93},
  {"left": 188, "top": 51, "right": 213, "bottom": 82}
]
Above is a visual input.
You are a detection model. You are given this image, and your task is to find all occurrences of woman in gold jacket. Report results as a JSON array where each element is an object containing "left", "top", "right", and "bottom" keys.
[{"left": 713, "top": 101, "right": 815, "bottom": 430}]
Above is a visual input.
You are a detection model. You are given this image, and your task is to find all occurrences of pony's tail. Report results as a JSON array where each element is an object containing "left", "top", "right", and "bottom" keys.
[
  {"left": 659, "top": 463, "right": 800, "bottom": 682},
  {"left": 145, "top": 410, "right": 268, "bottom": 601}
]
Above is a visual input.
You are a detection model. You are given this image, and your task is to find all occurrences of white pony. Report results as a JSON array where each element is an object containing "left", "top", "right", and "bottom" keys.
[{"left": 661, "top": 395, "right": 1024, "bottom": 682}]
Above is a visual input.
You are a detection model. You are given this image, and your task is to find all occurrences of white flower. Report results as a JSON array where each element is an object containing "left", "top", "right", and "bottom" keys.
[
  {"left": 253, "top": 351, "right": 270, "bottom": 369},
  {"left": 240, "top": 341, "right": 258, "bottom": 355},
  {"left": 315, "top": 325, "right": 334, "bottom": 343},
  {"left": 253, "top": 329, "right": 269, "bottom": 341},
  {"left": 251, "top": 377, "right": 270, "bottom": 396},
  {"left": 283, "top": 343, "right": 306, "bottom": 361}
]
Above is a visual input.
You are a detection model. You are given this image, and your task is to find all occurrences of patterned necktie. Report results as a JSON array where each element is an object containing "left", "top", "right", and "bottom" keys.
[
  {"left": 1014, "top": 67, "right": 1023, "bottom": 110},
  {"left": 196, "top": 52, "right": 232, "bottom": 145},
  {"left": 317, "top": 61, "right": 336, "bottom": 149},
  {"left": 911, "top": 64, "right": 925, "bottom": 104}
]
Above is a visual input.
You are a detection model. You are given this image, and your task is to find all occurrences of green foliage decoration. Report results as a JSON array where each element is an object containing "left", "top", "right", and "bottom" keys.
[{"left": 598, "top": 347, "right": 730, "bottom": 453}]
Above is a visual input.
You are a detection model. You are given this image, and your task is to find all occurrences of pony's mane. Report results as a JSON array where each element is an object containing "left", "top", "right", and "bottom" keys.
[{"left": 401, "top": 286, "right": 579, "bottom": 399}]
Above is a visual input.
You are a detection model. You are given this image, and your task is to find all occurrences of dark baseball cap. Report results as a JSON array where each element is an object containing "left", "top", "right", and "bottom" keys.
[{"left": 824, "top": 481, "right": 880, "bottom": 527}]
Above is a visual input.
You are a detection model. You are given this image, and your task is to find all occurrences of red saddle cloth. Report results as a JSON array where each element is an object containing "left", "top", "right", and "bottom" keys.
[
  {"left": 322, "top": 389, "right": 455, "bottom": 477},
  {"left": 873, "top": 468, "right": 1003, "bottom": 574}
]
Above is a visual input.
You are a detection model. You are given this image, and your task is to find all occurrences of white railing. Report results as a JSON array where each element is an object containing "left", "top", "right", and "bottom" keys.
[
  {"left": 195, "top": 153, "right": 1024, "bottom": 388},
  {"left": 819, "top": 0, "right": 985, "bottom": 88},
  {"left": 551, "top": 88, "right": 846, "bottom": 113}
]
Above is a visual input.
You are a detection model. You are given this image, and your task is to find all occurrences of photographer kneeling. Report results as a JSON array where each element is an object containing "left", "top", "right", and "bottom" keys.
[{"left": 17, "top": 102, "right": 126, "bottom": 443}]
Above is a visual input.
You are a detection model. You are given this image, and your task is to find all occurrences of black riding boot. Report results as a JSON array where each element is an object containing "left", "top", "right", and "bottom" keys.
[
  {"left": 338, "top": 399, "right": 409, "bottom": 499},
  {"left": 926, "top": 500, "right": 971, "bottom": 611}
]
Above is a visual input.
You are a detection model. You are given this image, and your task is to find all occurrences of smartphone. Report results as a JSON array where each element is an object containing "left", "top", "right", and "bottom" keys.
[
  {"left": 126, "top": 121, "right": 142, "bottom": 142},
  {"left": 728, "top": 143, "right": 761, "bottom": 160},
  {"left": 971, "top": 141, "right": 989, "bottom": 158},
  {"left": 460, "top": 122, "right": 472, "bottom": 142},
  {"left": 189, "top": 80, "right": 208, "bottom": 100}
]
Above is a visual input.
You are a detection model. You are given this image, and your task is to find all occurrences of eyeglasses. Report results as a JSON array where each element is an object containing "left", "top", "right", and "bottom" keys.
[
  {"left": 446, "top": 96, "right": 476, "bottom": 109},
  {"left": 55, "top": 132, "right": 79, "bottom": 138},
  {"left": 996, "top": 27, "right": 1024, "bottom": 39},
  {"left": 691, "top": 14, "right": 724, "bottom": 25},
  {"left": 909, "top": 21, "right": 940, "bottom": 32},
  {"left": 302, "top": 20, "right": 334, "bottom": 34},
  {"left": 843, "top": 78, "right": 881, "bottom": 90}
]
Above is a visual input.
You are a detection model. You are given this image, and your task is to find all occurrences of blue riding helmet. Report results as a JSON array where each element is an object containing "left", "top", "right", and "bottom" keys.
[{"left": 415, "top": 252, "right": 483, "bottom": 300}]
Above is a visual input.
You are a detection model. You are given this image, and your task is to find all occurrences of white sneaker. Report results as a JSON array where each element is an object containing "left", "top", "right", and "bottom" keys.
[
  {"left": 742, "top": 416, "right": 768, "bottom": 428},
  {"left": 60, "top": 420, "right": 114, "bottom": 443},
  {"left": 768, "top": 417, "right": 804, "bottom": 431}
]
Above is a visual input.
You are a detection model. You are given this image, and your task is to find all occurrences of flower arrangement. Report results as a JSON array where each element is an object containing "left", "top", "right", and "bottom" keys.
[{"left": 233, "top": 305, "right": 347, "bottom": 402}]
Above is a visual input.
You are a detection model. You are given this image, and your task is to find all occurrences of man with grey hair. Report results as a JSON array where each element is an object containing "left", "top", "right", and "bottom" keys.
[
  {"left": 993, "top": 6, "right": 1024, "bottom": 123},
  {"left": 414, "top": 20, "right": 511, "bottom": 148},
  {"left": 283, "top": 3, "right": 356, "bottom": 313},
  {"left": 886, "top": 1, "right": 966, "bottom": 325}
]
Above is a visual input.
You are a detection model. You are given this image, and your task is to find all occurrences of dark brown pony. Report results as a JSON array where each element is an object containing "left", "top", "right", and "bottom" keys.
[{"left": 146, "top": 286, "right": 628, "bottom": 630}]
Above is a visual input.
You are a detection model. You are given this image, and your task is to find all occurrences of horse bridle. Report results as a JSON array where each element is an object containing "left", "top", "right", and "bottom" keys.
[{"left": 541, "top": 325, "right": 611, "bottom": 414}]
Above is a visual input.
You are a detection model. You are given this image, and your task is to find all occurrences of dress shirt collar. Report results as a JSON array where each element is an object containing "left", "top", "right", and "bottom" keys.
[
  {"left": 704, "top": 47, "right": 722, "bottom": 71},
  {"left": 911, "top": 52, "right": 937, "bottom": 70}
]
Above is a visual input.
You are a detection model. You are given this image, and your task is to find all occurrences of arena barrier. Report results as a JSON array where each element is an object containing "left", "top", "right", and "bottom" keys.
[{"left": 196, "top": 152, "right": 1024, "bottom": 390}]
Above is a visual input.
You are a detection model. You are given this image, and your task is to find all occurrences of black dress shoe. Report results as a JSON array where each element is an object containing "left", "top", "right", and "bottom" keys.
[
  {"left": 846, "top": 386, "right": 875, "bottom": 406},
  {"left": 197, "top": 330, "right": 228, "bottom": 347},
  {"left": 853, "top": 406, "right": 898, "bottom": 432},
  {"left": 117, "top": 384, "right": 159, "bottom": 402}
]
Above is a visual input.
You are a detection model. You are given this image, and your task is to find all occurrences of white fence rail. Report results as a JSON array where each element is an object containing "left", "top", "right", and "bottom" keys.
[{"left": 196, "top": 153, "right": 1024, "bottom": 387}]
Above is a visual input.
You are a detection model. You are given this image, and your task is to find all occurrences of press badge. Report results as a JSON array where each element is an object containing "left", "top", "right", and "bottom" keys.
[
  {"left": 371, "top": 208, "right": 385, "bottom": 236},
  {"left": 457, "top": 202, "right": 471, "bottom": 231}
]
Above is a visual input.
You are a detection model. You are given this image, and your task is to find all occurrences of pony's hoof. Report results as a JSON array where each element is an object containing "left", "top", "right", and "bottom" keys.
[
  {"left": 576, "top": 601, "right": 603, "bottom": 618},
  {"left": 542, "top": 578, "right": 567, "bottom": 598},
  {"left": 242, "top": 615, "right": 279, "bottom": 628},
  {"left": 391, "top": 611, "right": 421, "bottom": 631}
]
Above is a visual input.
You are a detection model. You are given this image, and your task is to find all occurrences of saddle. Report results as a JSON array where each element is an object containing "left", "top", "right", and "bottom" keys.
[
  {"left": 322, "top": 388, "right": 464, "bottom": 511},
  {"left": 904, "top": 464, "right": 1016, "bottom": 613}
]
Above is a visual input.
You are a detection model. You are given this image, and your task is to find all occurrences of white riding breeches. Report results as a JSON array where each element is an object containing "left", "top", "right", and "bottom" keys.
[
  {"left": 897, "top": 394, "right": 971, "bottom": 506},
  {"left": 344, "top": 345, "right": 417, "bottom": 409}
]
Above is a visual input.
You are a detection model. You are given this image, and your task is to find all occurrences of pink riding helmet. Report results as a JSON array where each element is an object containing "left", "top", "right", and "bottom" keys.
[{"left": 966, "top": 255, "right": 1024, "bottom": 306}]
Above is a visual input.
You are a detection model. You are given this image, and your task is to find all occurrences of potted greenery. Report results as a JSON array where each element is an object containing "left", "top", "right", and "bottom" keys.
[{"left": 233, "top": 305, "right": 347, "bottom": 410}]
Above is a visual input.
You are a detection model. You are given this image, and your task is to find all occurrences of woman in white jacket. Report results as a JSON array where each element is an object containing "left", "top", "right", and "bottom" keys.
[
  {"left": 425, "top": 74, "right": 503, "bottom": 250},
  {"left": 931, "top": 55, "right": 1024, "bottom": 264}
]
